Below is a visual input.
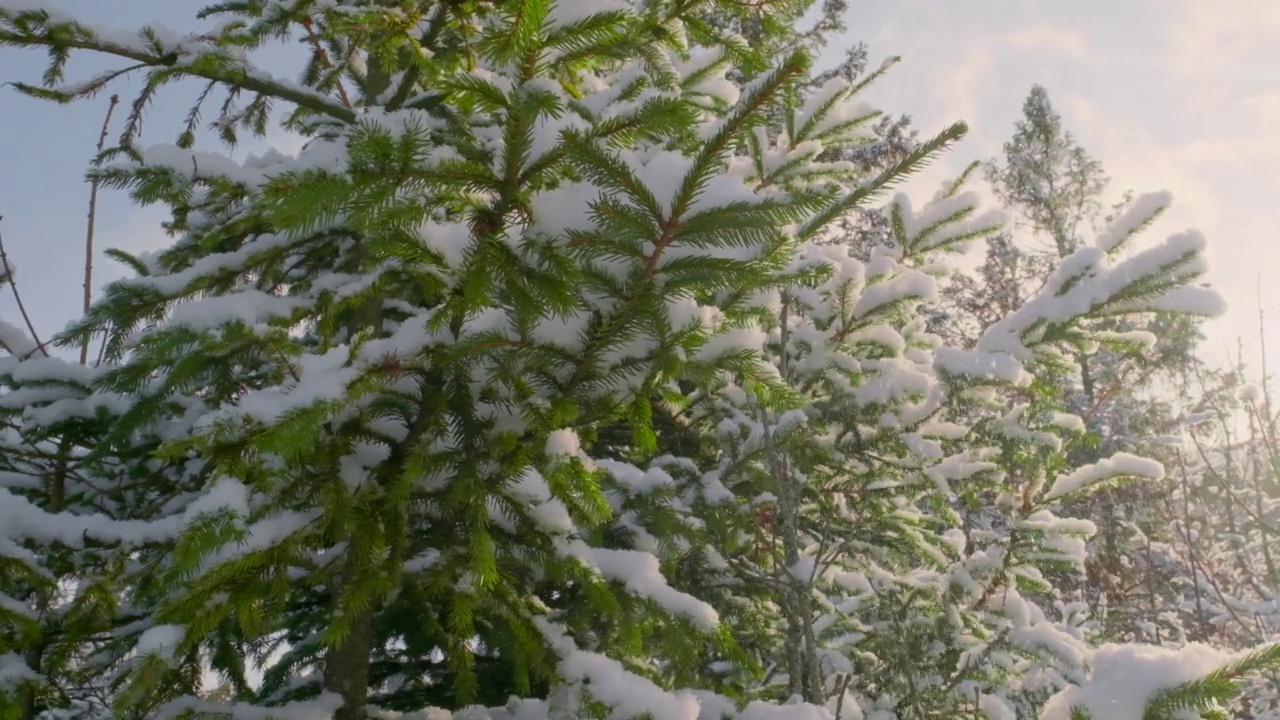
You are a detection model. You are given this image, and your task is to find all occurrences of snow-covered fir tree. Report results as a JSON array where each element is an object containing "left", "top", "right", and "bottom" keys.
[
  {"left": 0, "top": 2, "right": 1271, "bottom": 719},
  {"left": 938, "top": 85, "right": 1207, "bottom": 646}
]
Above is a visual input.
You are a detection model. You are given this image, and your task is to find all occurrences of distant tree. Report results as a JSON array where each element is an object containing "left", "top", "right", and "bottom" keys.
[{"left": 943, "top": 85, "right": 1208, "bottom": 644}]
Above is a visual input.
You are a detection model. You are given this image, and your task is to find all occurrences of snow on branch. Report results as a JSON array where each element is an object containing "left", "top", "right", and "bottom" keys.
[
  {"left": 0, "top": 0, "right": 357, "bottom": 123},
  {"left": 1042, "top": 452, "right": 1165, "bottom": 502}
]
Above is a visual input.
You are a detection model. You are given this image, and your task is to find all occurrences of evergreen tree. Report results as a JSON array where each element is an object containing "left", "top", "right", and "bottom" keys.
[
  {"left": 0, "top": 3, "right": 1257, "bottom": 720},
  {"left": 676, "top": 159, "right": 1230, "bottom": 716},
  {"left": 987, "top": 86, "right": 1106, "bottom": 259},
  {"left": 942, "top": 85, "right": 1206, "bottom": 645},
  {"left": 0, "top": 1, "right": 947, "bottom": 717}
]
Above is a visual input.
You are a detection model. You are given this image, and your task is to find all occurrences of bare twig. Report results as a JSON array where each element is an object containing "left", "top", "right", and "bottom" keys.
[
  {"left": 832, "top": 673, "right": 853, "bottom": 720},
  {"left": 1175, "top": 448, "right": 1210, "bottom": 640},
  {"left": 0, "top": 220, "right": 48, "bottom": 358},
  {"left": 1260, "top": 278, "right": 1274, "bottom": 422},
  {"left": 80, "top": 94, "right": 120, "bottom": 365}
]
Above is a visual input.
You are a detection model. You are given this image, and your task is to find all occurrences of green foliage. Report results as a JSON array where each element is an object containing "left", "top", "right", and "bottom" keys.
[{"left": 0, "top": 3, "right": 1243, "bottom": 720}]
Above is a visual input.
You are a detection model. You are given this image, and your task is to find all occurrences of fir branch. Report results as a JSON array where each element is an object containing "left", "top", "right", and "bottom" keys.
[
  {"left": 0, "top": 5, "right": 356, "bottom": 123},
  {"left": 797, "top": 120, "right": 968, "bottom": 240},
  {"left": 298, "top": 15, "right": 352, "bottom": 110}
]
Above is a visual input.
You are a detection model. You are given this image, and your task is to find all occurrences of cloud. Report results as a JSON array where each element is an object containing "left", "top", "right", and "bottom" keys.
[
  {"left": 865, "top": 13, "right": 1100, "bottom": 151},
  {"left": 923, "top": 41, "right": 993, "bottom": 138},
  {"left": 1161, "top": 0, "right": 1280, "bottom": 79},
  {"left": 1053, "top": 89, "right": 1278, "bottom": 363},
  {"left": 1056, "top": 94, "right": 1219, "bottom": 218},
  {"left": 1244, "top": 91, "right": 1280, "bottom": 134},
  {"left": 1003, "top": 24, "right": 1093, "bottom": 62}
]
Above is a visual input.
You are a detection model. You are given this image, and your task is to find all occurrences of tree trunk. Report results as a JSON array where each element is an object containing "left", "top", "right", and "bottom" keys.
[
  {"left": 324, "top": 555, "right": 378, "bottom": 720},
  {"left": 320, "top": 17, "right": 396, "bottom": 715}
]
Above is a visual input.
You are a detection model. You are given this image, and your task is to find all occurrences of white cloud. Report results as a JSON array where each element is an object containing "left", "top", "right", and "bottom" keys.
[
  {"left": 1003, "top": 24, "right": 1093, "bottom": 61},
  {"left": 1162, "top": 0, "right": 1280, "bottom": 79}
]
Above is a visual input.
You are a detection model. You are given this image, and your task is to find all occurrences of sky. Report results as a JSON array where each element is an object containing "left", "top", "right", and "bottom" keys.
[{"left": 0, "top": 0, "right": 1277, "bottom": 374}]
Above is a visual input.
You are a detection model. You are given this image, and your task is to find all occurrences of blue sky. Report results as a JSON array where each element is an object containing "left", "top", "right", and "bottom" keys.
[{"left": 1, "top": 0, "right": 1277, "bottom": 369}]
